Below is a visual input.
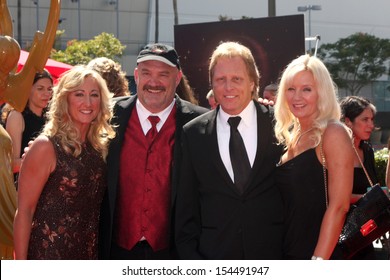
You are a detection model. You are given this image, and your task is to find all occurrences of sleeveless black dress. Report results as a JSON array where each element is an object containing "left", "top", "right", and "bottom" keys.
[
  {"left": 21, "top": 108, "right": 46, "bottom": 157},
  {"left": 276, "top": 148, "right": 342, "bottom": 259},
  {"left": 353, "top": 141, "right": 378, "bottom": 195},
  {"left": 350, "top": 141, "right": 378, "bottom": 259}
]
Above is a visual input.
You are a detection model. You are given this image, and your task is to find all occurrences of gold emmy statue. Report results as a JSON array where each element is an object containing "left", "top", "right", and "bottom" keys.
[{"left": 0, "top": 0, "right": 61, "bottom": 260}]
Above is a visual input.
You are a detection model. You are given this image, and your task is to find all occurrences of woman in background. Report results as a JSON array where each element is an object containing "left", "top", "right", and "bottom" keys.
[
  {"left": 87, "top": 57, "right": 131, "bottom": 97},
  {"left": 2, "top": 70, "right": 53, "bottom": 174},
  {"left": 340, "top": 96, "right": 379, "bottom": 259},
  {"left": 13, "top": 66, "right": 116, "bottom": 259}
]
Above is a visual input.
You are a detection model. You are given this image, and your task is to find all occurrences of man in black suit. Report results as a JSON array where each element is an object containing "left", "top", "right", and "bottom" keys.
[
  {"left": 99, "top": 43, "right": 208, "bottom": 259},
  {"left": 175, "top": 41, "right": 284, "bottom": 259}
]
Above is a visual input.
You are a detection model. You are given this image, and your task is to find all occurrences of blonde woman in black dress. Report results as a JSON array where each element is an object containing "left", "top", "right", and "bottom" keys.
[{"left": 274, "top": 55, "right": 354, "bottom": 260}]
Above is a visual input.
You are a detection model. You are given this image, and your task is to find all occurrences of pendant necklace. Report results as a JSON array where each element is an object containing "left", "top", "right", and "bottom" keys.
[{"left": 295, "top": 127, "right": 315, "bottom": 146}]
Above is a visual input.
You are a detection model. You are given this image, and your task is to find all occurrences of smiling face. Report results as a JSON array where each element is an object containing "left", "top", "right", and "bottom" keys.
[
  {"left": 67, "top": 76, "right": 101, "bottom": 134},
  {"left": 211, "top": 56, "right": 254, "bottom": 115},
  {"left": 134, "top": 60, "right": 182, "bottom": 113},
  {"left": 285, "top": 70, "right": 319, "bottom": 128}
]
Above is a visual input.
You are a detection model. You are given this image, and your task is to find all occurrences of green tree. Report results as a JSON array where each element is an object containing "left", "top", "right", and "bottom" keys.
[
  {"left": 317, "top": 32, "right": 390, "bottom": 96},
  {"left": 51, "top": 32, "right": 126, "bottom": 65},
  {"left": 218, "top": 15, "right": 233, "bottom": 21},
  {"left": 218, "top": 15, "right": 252, "bottom": 21}
]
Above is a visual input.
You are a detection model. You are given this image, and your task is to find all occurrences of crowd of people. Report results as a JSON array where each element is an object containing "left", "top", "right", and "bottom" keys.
[{"left": 1, "top": 41, "right": 389, "bottom": 260}]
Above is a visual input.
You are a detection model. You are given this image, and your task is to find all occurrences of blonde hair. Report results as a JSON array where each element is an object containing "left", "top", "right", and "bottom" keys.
[
  {"left": 274, "top": 54, "right": 341, "bottom": 149},
  {"left": 42, "top": 65, "right": 116, "bottom": 160},
  {"left": 209, "top": 41, "right": 260, "bottom": 99}
]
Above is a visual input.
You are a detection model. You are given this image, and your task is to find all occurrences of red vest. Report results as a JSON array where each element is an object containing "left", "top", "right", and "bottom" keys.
[{"left": 115, "top": 107, "right": 176, "bottom": 251}]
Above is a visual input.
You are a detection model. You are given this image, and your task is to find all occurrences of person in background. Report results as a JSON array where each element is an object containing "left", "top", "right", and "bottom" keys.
[
  {"left": 206, "top": 89, "right": 218, "bottom": 109},
  {"left": 98, "top": 43, "right": 208, "bottom": 260},
  {"left": 274, "top": 54, "right": 353, "bottom": 260},
  {"left": 2, "top": 69, "right": 53, "bottom": 175},
  {"left": 176, "top": 73, "right": 199, "bottom": 105},
  {"left": 175, "top": 41, "right": 284, "bottom": 259},
  {"left": 13, "top": 66, "right": 116, "bottom": 259},
  {"left": 340, "top": 95, "right": 379, "bottom": 259},
  {"left": 87, "top": 57, "right": 131, "bottom": 97},
  {"left": 340, "top": 96, "right": 378, "bottom": 202},
  {"left": 262, "top": 83, "right": 278, "bottom": 104}
]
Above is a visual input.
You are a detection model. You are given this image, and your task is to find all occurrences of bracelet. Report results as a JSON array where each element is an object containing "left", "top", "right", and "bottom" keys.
[{"left": 311, "top": 256, "right": 324, "bottom": 260}]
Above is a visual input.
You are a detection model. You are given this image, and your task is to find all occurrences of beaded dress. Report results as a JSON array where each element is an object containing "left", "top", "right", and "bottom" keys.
[{"left": 27, "top": 137, "right": 107, "bottom": 259}]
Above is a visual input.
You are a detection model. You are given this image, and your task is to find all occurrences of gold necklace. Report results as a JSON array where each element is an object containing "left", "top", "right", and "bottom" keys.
[{"left": 295, "top": 127, "right": 315, "bottom": 145}]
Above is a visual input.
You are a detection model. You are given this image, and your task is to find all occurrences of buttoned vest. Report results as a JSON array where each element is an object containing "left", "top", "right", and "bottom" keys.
[{"left": 115, "top": 107, "right": 176, "bottom": 251}]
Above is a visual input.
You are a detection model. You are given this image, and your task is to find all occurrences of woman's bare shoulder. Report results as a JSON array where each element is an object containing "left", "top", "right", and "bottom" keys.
[
  {"left": 323, "top": 120, "right": 351, "bottom": 139},
  {"left": 28, "top": 135, "right": 55, "bottom": 156},
  {"left": 6, "top": 110, "right": 23, "bottom": 126}
]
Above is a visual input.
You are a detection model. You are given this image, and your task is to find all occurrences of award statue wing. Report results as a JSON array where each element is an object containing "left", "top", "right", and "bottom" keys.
[
  {"left": 0, "top": 0, "right": 61, "bottom": 111},
  {"left": 0, "top": 0, "right": 61, "bottom": 260}
]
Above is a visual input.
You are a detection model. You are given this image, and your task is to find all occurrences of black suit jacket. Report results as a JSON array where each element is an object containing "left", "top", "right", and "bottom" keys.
[
  {"left": 175, "top": 101, "right": 284, "bottom": 259},
  {"left": 98, "top": 95, "right": 209, "bottom": 259}
]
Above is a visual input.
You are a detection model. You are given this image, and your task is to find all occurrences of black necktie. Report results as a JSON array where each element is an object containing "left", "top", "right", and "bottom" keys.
[
  {"left": 228, "top": 116, "right": 251, "bottom": 193},
  {"left": 146, "top": 115, "right": 160, "bottom": 143}
]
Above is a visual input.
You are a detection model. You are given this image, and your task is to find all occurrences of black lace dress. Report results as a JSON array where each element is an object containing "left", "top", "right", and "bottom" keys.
[{"left": 27, "top": 137, "right": 107, "bottom": 259}]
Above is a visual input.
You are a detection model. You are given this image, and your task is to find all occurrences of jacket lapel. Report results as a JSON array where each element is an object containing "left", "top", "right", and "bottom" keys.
[
  {"left": 107, "top": 95, "right": 136, "bottom": 211},
  {"left": 242, "top": 103, "right": 274, "bottom": 194},
  {"left": 205, "top": 109, "right": 242, "bottom": 195},
  {"left": 252, "top": 102, "right": 273, "bottom": 171}
]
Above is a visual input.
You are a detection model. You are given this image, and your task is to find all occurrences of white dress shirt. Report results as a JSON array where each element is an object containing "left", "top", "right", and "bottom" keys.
[
  {"left": 217, "top": 100, "right": 258, "bottom": 181},
  {"left": 136, "top": 98, "right": 176, "bottom": 135}
]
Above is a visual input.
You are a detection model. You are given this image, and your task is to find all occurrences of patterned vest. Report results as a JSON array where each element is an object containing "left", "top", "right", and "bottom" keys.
[{"left": 115, "top": 106, "right": 176, "bottom": 251}]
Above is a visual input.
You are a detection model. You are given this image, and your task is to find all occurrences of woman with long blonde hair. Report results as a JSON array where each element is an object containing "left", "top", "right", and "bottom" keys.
[
  {"left": 14, "top": 65, "right": 116, "bottom": 259},
  {"left": 274, "top": 54, "right": 354, "bottom": 259}
]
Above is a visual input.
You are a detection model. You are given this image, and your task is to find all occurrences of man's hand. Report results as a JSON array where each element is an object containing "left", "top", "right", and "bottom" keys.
[
  {"left": 257, "top": 97, "right": 275, "bottom": 107},
  {"left": 21, "top": 140, "right": 34, "bottom": 159}
]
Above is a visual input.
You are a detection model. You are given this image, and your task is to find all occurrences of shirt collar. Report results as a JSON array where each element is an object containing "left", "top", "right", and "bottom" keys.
[
  {"left": 218, "top": 100, "right": 256, "bottom": 128},
  {"left": 136, "top": 98, "right": 176, "bottom": 125}
]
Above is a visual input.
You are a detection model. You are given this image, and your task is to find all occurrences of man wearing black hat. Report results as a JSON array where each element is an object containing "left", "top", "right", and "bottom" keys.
[{"left": 98, "top": 43, "right": 208, "bottom": 260}]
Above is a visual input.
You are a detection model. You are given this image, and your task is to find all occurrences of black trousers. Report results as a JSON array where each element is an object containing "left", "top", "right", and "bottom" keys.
[{"left": 110, "top": 241, "right": 170, "bottom": 260}]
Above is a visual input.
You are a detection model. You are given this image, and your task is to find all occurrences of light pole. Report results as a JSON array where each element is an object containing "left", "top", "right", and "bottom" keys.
[
  {"left": 31, "top": 0, "right": 39, "bottom": 31},
  {"left": 297, "top": 5, "right": 321, "bottom": 52},
  {"left": 268, "top": 0, "right": 276, "bottom": 17}
]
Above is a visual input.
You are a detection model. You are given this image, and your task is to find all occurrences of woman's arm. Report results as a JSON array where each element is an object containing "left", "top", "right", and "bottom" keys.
[
  {"left": 13, "top": 135, "right": 56, "bottom": 259},
  {"left": 313, "top": 122, "right": 354, "bottom": 259},
  {"left": 5, "top": 110, "right": 24, "bottom": 173}
]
